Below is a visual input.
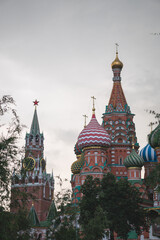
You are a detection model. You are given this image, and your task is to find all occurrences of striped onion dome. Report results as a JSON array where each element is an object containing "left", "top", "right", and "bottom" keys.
[
  {"left": 74, "top": 141, "right": 82, "bottom": 155},
  {"left": 77, "top": 113, "right": 111, "bottom": 149},
  {"left": 124, "top": 149, "right": 144, "bottom": 168},
  {"left": 140, "top": 144, "right": 157, "bottom": 162},
  {"left": 71, "top": 154, "right": 85, "bottom": 174},
  {"left": 148, "top": 123, "right": 160, "bottom": 149}
]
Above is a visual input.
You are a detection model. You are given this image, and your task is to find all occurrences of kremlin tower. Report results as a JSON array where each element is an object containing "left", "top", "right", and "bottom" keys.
[{"left": 11, "top": 100, "right": 54, "bottom": 222}]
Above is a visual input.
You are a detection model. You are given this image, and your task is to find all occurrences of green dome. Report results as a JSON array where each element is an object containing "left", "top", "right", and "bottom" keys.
[
  {"left": 71, "top": 154, "right": 85, "bottom": 174},
  {"left": 148, "top": 123, "right": 160, "bottom": 149},
  {"left": 124, "top": 149, "right": 144, "bottom": 168}
]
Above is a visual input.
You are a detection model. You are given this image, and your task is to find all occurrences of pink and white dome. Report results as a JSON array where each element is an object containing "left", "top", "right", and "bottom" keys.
[{"left": 77, "top": 113, "right": 111, "bottom": 149}]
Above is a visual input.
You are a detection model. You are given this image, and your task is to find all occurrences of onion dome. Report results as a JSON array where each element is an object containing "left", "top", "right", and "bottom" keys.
[
  {"left": 77, "top": 112, "right": 111, "bottom": 149},
  {"left": 111, "top": 51, "right": 123, "bottom": 69},
  {"left": 140, "top": 144, "right": 157, "bottom": 162},
  {"left": 74, "top": 142, "right": 82, "bottom": 155},
  {"left": 71, "top": 154, "right": 85, "bottom": 174},
  {"left": 124, "top": 149, "right": 144, "bottom": 168},
  {"left": 148, "top": 123, "right": 160, "bottom": 149}
]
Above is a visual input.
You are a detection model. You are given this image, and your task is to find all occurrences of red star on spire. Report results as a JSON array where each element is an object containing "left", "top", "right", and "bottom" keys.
[{"left": 33, "top": 99, "right": 39, "bottom": 106}]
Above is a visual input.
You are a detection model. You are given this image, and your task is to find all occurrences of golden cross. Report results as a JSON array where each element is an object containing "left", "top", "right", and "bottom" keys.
[
  {"left": 83, "top": 114, "right": 88, "bottom": 127},
  {"left": 115, "top": 43, "right": 119, "bottom": 53},
  {"left": 91, "top": 96, "right": 96, "bottom": 112}
]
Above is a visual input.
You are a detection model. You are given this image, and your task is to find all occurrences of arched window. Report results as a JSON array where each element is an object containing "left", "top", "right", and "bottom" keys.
[
  {"left": 101, "top": 152, "right": 104, "bottom": 163},
  {"left": 29, "top": 176, "right": 32, "bottom": 183},
  {"left": 119, "top": 157, "right": 123, "bottom": 165},
  {"left": 94, "top": 152, "right": 98, "bottom": 164},
  {"left": 36, "top": 135, "right": 39, "bottom": 143},
  {"left": 118, "top": 138, "right": 123, "bottom": 143},
  {"left": 35, "top": 176, "right": 38, "bottom": 183},
  {"left": 29, "top": 135, "right": 33, "bottom": 143},
  {"left": 87, "top": 152, "right": 90, "bottom": 164}
]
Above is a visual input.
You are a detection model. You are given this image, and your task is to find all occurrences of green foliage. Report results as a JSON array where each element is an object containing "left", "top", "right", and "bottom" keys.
[
  {"left": 79, "top": 176, "right": 108, "bottom": 240},
  {"left": 145, "top": 164, "right": 160, "bottom": 191},
  {"left": 0, "top": 95, "right": 22, "bottom": 208},
  {"left": 47, "top": 176, "right": 80, "bottom": 240},
  {"left": 79, "top": 174, "right": 149, "bottom": 240},
  {"left": 0, "top": 95, "right": 30, "bottom": 239},
  {"left": 54, "top": 218, "right": 80, "bottom": 240}
]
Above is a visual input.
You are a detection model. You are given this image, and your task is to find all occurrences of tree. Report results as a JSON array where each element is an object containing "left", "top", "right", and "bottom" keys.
[
  {"left": 79, "top": 174, "right": 149, "bottom": 240},
  {"left": 145, "top": 164, "right": 160, "bottom": 191},
  {"left": 0, "top": 95, "right": 31, "bottom": 239},
  {"left": 47, "top": 176, "right": 80, "bottom": 240},
  {"left": 79, "top": 176, "right": 108, "bottom": 240}
]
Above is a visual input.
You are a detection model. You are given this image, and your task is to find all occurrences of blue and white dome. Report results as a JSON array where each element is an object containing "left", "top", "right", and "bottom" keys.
[{"left": 140, "top": 144, "right": 157, "bottom": 162}]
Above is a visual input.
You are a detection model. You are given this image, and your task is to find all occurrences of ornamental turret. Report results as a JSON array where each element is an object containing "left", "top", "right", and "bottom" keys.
[
  {"left": 124, "top": 141, "right": 144, "bottom": 180},
  {"left": 140, "top": 143, "right": 157, "bottom": 178},
  {"left": 71, "top": 97, "right": 111, "bottom": 204}
]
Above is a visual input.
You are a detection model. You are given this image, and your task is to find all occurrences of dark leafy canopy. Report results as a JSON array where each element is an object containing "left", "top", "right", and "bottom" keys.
[
  {"left": 79, "top": 176, "right": 108, "bottom": 240},
  {"left": 0, "top": 95, "right": 22, "bottom": 207},
  {"left": 0, "top": 96, "right": 30, "bottom": 239},
  {"left": 145, "top": 164, "right": 160, "bottom": 191},
  {"left": 79, "top": 174, "right": 149, "bottom": 240},
  {"left": 47, "top": 176, "right": 80, "bottom": 240}
]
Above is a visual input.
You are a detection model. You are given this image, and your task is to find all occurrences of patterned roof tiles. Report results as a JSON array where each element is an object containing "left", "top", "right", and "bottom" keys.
[
  {"left": 140, "top": 144, "right": 157, "bottom": 162},
  {"left": 77, "top": 113, "right": 111, "bottom": 149}
]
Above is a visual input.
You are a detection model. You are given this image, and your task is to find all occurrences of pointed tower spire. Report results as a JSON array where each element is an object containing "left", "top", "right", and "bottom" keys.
[
  {"left": 30, "top": 100, "right": 40, "bottom": 135},
  {"left": 105, "top": 46, "right": 130, "bottom": 113},
  {"left": 47, "top": 200, "right": 57, "bottom": 222},
  {"left": 28, "top": 204, "right": 40, "bottom": 226}
]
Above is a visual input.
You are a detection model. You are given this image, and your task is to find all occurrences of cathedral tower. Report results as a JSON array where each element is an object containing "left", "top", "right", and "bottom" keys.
[
  {"left": 11, "top": 100, "right": 54, "bottom": 221},
  {"left": 102, "top": 46, "right": 139, "bottom": 178}
]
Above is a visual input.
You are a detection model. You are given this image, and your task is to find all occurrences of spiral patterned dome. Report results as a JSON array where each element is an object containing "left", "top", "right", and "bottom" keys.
[
  {"left": 77, "top": 113, "right": 111, "bottom": 149},
  {"left": 148, "top": 123, "right": 160, "bottom": 149},
  {"left": 71, "top": 154, "right": 85, "bottom": 174},
  {"left": 124, "top": 149, "right": 144, "bottom": 168},
  {"left": 140, "top": 144, "right": 157, "bottom": 162},
  {"left": 74, "top": 142, "right": 82, "bottom": 155}
]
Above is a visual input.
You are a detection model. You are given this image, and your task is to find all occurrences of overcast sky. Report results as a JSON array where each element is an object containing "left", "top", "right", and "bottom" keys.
[{"left": 0, "top": 0, "right": 160, "bottom": 189}]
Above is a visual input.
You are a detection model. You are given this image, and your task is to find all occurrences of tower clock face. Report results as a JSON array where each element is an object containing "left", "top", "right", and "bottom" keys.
[
  {"left": 40, "top": 158, "right": 46, "bottom": 170},
  {"left": 23, "top": 157, "right": 36, "bottom": 171}
]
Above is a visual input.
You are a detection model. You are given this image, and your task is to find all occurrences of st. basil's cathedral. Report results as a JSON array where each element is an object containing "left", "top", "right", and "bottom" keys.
[{"left": 11, "top": 48, "right": 160, "bottom": 240}]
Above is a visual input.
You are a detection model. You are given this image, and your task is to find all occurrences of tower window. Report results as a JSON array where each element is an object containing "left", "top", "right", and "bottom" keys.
[
  {"left": 101, "top": 152, "right": 104, "bottom": 163},
  {"left": 36, "top": 135, "right": 39, "bottom": 143},
  {"left": 118, "top": 138, "right": 123, "bottom": 143},
  {"left": 87, "top": 152, "right": 90, "bottom": 164},
  {"left": 119, "top": 157, "right": 123, "bottom": 165},
  {"left": 35, "top": 176, "right": 38, "bottom": 183},
  {"left": 29, "top": 135, "right": 33, "bottom": 142},
  {"left": 94, "top": 152, "right": 98, "bottom": 164},
  {"left": 29, "top": 176, "right": 32, "bottom": 183}
]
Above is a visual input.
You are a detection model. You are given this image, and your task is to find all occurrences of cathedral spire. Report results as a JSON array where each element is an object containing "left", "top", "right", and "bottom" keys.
[
  {"left": 105, "top": 48, "right": 130, "bottom": 113},
  {"left": 30, "top": 100, "right": 40, "bottom": 135}
]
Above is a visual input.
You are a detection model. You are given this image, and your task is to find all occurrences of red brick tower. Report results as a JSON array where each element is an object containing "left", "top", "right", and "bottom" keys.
[
  {"left": 11, "top": 100, "right": 54, "bottom": 221},
  {"left": 102, "top": 46, "right": 139, "bottom": 178}
]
